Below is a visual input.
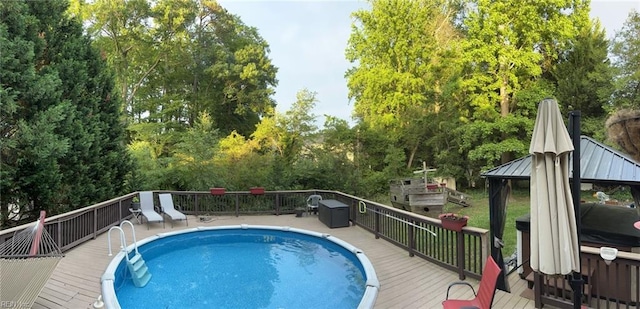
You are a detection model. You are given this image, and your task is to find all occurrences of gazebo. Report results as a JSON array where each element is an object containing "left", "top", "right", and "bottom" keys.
[{"left": 482, "top": 135, "right": 640, "bottom": 293}]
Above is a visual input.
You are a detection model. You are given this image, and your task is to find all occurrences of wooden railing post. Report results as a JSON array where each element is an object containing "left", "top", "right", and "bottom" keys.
[
  {"left": 57, "top": 221, "right": 63, "bottom": 250},
  {"left": 408, "top": 220, "right": 415, "bottom": 257},
  {"left": 374, "top": 206, "right": 380, "bottom": 239},
  {"left": 275, "top": 193, "right": 280, "bottom": 215},
  {"left": 350, "top": 199, "right": 357, "bottom": 226},
  {"left": 235, "top": 194, "right": 240, "bottom": 217},
  {"left": 534, "top": 272, "right": 542, "bottom": 308},
  {"left": 457, "top": 232, "right": 465, "bottom": 280},
  {"left": 93, "top": 206, "right": 98, "bottom": 239}
]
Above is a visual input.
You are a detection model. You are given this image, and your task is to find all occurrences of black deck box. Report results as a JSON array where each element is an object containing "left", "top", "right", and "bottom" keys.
[{"left": 318, "top": 199, "right": 349, "bottom": 228}]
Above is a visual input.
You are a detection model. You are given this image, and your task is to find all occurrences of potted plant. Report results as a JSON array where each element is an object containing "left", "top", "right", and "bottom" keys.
[
  {"left": 131, "top": 196, "right": 140, "bottom": 210},
  {"left": 294, "top": 207, "right": 306, "bottom": 217},
  {"left": 438, "top": 213, "right": 469, "bottom": 232},
  {"left": 250, "top": 187, "right": 265, "bottom": 195},
  {"left": 210, "top": 188, "right": 226, "bottom": 195}
]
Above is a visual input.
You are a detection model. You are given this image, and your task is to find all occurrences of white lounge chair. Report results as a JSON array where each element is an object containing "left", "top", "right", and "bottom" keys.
[
  {"left": 159, "top": 193, "right": 188, "bottom": 227},
  {"left": 139, "top": 192, "right": 164, "bottom": 229},
  {"left": 307, "top": 194, "right": 323, "bottom": 215}
]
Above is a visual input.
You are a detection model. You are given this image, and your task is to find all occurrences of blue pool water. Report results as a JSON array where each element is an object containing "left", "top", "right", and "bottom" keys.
[{"left": 112, "top": 228, "right": 369, "bottom": 309}]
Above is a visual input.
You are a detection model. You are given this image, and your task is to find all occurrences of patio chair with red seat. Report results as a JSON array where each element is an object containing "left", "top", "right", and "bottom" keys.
[{"left": 442, "top": 256, "right": 502, "bottom": 309}]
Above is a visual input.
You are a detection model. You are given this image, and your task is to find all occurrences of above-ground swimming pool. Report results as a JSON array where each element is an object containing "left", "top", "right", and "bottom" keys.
[{"left": 101, "top": 225, "right": 379, "bottom": 309}]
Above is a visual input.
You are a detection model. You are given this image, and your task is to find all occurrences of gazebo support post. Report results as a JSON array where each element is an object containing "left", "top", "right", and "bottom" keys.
[{"left": 569, "top": 110, "right": 583, "bottom": 309}]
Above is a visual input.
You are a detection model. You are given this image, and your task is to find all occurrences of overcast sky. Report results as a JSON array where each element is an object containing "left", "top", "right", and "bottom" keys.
[{"left": 218, "top": 0, "right": 640, "bottom": 127}]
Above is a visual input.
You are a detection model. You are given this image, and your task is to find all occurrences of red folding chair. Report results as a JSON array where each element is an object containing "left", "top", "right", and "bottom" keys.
[{"left": 442, "top": 256, "right": 502, "bottom": 309}]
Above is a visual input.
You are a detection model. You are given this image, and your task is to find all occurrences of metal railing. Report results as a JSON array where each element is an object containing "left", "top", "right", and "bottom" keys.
[{"left": 0, "top": 189, "right": 489, "bottom": 279}]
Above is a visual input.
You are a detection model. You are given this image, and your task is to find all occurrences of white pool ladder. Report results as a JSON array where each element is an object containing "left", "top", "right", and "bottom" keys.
[{"left": 107, "top": 220, "right": 152, "bottom": 287}]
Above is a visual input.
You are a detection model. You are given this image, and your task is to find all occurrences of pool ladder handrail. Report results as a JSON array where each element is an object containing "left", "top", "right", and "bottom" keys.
[
  {"left": 107, "top": 220, "right": 152, "bottom": 288},
  {"left": 107, "top": 220, "right": 139, "bottom": 262}
]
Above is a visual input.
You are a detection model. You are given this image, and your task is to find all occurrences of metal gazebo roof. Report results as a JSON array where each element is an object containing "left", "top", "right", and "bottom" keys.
[{"left": 482, "top": 135, "right": 640, "bottom": 185}]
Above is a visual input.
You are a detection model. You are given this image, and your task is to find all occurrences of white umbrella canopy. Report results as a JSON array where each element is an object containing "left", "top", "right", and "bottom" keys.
[{"left": 529, "top": 98, "right": 580, "bottom": 275}]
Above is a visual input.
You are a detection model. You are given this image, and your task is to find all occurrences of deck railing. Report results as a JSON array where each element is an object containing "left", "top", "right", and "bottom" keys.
[
  {"left": 0, "top": 189, "right": 488, "bottom": 280},
  {"left": 532, "top": 246, "right": 640, "bottom": 309},
  {"left": 314, "top": 190, "right": 489, "bottom": 280},
  {"left": 519, "top": 226, "right": 640, "bottom": 309},
  {"left": 0, "top": 193, "right": 136, "bottom": 251}
]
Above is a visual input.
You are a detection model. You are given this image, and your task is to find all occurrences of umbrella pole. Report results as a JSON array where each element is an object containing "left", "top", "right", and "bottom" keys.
[{"left": 569, "top": 111, "right": 583, "bottom": 309}]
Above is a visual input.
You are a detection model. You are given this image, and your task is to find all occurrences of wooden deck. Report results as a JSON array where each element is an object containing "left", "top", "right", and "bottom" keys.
[{"left": 33, "top": 214, "right": 540, "bottom": 308}]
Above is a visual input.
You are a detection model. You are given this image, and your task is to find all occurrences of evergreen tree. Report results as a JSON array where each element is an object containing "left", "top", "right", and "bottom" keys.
[
  {"left": 0, "top": 0, "right": 131, "bottom": 226},
  {"left": 550, "top": 20, "right": 614, "bottom": 117}
]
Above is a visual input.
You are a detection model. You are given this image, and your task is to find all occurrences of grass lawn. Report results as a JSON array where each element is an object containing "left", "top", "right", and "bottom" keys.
[{"left": 443, "top": 189, "right": 531, "bottom": 257}]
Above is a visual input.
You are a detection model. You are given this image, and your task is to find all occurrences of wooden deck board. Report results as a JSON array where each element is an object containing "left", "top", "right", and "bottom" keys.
[{"left": 30, "top": 214, "right": 540, "bottom": 308}]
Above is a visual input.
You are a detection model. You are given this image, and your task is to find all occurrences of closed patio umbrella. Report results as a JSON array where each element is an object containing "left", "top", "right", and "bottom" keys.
[{"left": 529, "top": 98, "right": 580, "bottom": 276}]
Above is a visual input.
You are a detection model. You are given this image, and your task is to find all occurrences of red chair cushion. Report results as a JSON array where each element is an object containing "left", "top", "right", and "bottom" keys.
[{"left": 442, "top": 299, "right": 481, "bottom": 309}]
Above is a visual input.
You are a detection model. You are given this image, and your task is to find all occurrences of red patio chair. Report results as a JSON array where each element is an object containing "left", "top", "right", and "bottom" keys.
[{"left": 442, "top": 256, "right": 502, "bottom": 309}]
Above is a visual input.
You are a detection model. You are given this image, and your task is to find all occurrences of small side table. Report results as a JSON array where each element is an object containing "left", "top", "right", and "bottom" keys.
[{"left": 129, "top": 208, "right": 142, "bottom": 224}]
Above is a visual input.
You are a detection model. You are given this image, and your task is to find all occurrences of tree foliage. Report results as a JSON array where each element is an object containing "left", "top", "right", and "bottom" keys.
[
  {"left": 67, "top": 0, "right": 281, "bottom": 194},
  {"left": 75, "top": 0, "right": 278, "bottom": 138},
  {"left": 253, "top": 89, "right": 319, "bottom": 189},
  {"left": 548, "top": 19, "right": 614, "bottom": 139},
  {"left": 345, "top": 0, "right": 617, "bottom": 187},
  {"left": 551, "top": 21, "right": 613, "bottom": 116},
  {"left": 4, "top": 0, "right": 631, "bottom": 223},
  {"left": 1, "top": 0, "right": 131, "bottom": 226},
  {"left": 457, "top": 0, "right": 589, "bottom": 167},
  {"left": 611, "top": 10, "right": 640, "bottom": 109},
  {"left": 346, "top": 0, "right": 463, "bottom": 171}
]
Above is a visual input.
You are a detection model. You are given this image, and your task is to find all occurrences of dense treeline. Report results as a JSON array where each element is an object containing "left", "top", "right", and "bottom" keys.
[
  {"left": 347, "top": 0, "right": 639, "bottom": 188},
  {"left": 1, "top": 0, "right": 639, "bottom": 226},
  {"left": 1, "top": 0, "right": 131, "bottom": 226}
]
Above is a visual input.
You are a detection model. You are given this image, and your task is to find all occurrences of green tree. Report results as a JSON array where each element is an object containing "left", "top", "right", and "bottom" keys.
[
  {"left": 168, "top": 113, "right": 221, "bottom": 190},
  {"left": 71, "top": 0, "right": 280, "bottom": 194},
  {"left": 194, "top": 1, "right": 278, "bottom": 136},
  {"left": 320, "top": 117, "right": 359, "bottom": 192},
  {"left": 75, "top": 0, "right": 279, "bottom": 193},
  {"left": 70, "top": 0, "right": 154, "bottom": 114},
  {"left": 550, "top": 20, "right": 614, "bottom": 117},
  {"left": 76, "top": 0, "right": 278, "bottom": 138},
  {"left": 547, "top": 19, "right": 614, "bottom": 140},
  {"left": 611, "top": 10, "right": 640, "bottom": 109},
  {"left": 215, "top": 131, "right": 273, "bottom": 190},
  {"left": 1, "top": 0, "right": 131, "bottom": 226},
  {"left": 53, "top": 17, "right": 132, "bottom": 207},
  {"left": 279, "top": 89, "right": 318, "bottom": 163},
  {"left": 457, "top": 0, "right": 589, "bottom": 171},
  {"left": 346, "top": 0, "right": 463, "bottom": 170},
  {"left": 251, "top": 89, "right": 318, "bottom": 189}
]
